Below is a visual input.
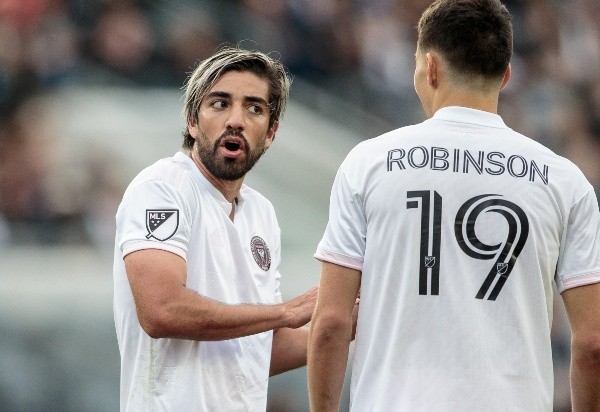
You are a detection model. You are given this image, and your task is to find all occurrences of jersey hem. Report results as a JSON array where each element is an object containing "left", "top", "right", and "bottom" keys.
[
  {"left": 314, "top": 248, "right": 363, "bottom": 271},
  {"left": 559, "top": 269, "right": 600, "bottom": 293},
  {"left": 122, "top": 240, "right": 187, "bottom": 261}
]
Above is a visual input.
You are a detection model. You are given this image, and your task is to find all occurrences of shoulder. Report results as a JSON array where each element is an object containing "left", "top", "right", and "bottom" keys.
[
  {"left": 514, "top": 132, "right": 594, "bottom": 191},
  {"left": 125, "top": 153, "right": 197, "bottom": 194},
  {"left": 340, "top": 123, "right": 424, "bottom": 174}
]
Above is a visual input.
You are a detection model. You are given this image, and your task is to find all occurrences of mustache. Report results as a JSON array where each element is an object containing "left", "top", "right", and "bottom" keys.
[{"left": 214, "top": 130, "right": 248, "bottom": 148}]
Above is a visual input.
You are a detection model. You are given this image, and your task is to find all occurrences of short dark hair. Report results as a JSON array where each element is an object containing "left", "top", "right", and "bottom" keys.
[
  {"left": 417, "top": 0, "right": 512, "bottom": 85},
  {"left": 181, "top": 47, "right": 291, "bottom": 150}
]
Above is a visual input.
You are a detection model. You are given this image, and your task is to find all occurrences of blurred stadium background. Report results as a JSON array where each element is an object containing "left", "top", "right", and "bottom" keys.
[{"left": 1, "top": 0, "right": 599, "bottom": 411}]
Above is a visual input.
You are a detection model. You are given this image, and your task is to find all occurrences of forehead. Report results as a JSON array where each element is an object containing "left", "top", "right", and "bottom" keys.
[{"left": 208, "top": 70, "right": 270, "bottom": 101}]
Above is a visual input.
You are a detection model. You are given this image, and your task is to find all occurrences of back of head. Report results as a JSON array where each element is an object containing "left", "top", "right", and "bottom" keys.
[
  {"left": 181, "top": 47, "right": 291, "bottom": 150},
  {"left": 417, "top": 0, "right": 513, "bottom": 90}
]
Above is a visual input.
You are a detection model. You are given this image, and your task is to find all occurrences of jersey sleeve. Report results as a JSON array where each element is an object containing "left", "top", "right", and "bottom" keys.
[
  {"left": 555, "top": 188, "right": 600, "bottom": 293},
  {"left": 116, "top": 180, "right": 193, "bottom": 261},
  {"left": 314, "top": 165, "right": 366, "bottom": 271}
]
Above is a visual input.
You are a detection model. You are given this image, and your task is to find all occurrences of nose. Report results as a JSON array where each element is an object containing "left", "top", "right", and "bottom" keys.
[{"left": 225, "top": 103, "right": 245, "bottom": 131}]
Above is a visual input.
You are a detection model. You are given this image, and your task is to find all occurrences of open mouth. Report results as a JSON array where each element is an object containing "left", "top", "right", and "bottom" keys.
[
  {"left": 224, "top": 141, "right": 241, "bottom": 151},
  {"left": 219, "top": 136, "right": 246, "bottom": 157}
]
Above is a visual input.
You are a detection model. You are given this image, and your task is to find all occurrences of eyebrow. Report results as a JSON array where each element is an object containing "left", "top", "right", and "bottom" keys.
[{"left": 205, "top": 91, "right": 269, "bottom": 107}]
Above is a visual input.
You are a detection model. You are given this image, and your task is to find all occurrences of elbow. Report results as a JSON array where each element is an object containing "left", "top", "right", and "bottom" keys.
[
  {"left": 311, "top": 312, "right": 352, "bottom": 344},
  {"left": 572, "top": 333, "right": 600, "bottom": 373},
  {"left": 138, "top": 306, "right": 173, "bottom": 339}
]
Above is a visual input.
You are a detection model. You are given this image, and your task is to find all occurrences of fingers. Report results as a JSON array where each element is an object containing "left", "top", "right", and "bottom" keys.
[{"left": 286, "top": 286, "right": 319, "bottom": 328}]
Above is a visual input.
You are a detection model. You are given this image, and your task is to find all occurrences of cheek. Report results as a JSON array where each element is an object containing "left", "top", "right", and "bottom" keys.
[{"left": 196, "top": 114, "right": 221, "bottom": 136}]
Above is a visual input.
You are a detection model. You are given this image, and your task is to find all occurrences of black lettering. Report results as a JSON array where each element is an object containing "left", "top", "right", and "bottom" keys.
[
  {"left": 408, "top": 146, "right": 429, "bottom": 168},
  {"left": 431, "top": 147, "right": 450, "bottom": 171},
  {"left": 453, "top": 149, "right": 460, "bottom": 172},
  {"left": 485, "top": 152, "right": 506, "bottom": 175},
  {"left": 507, "top": 155, "right": 528, "bottom": 178},
  {"left": 529, "top": 160, "right": 549, "bottom": 185},
  {"left": 387, "top": 149, "right": 406, "bottom": 171},
  {"left": 463, "top": 150, "right": 484, "bottom": 174}
]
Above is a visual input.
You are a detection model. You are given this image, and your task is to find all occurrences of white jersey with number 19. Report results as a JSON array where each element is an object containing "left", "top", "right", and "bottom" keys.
[{"left": 315, "top": 107, "right": 600, "bottom": 411}]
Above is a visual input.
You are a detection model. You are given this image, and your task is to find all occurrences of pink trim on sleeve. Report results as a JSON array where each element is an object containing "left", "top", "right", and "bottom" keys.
[
  {"left": 559, "top": 270, "right": 600, "bottom": 293},
  {"left": 314, "top": 249, "right": 363, "bottom": 271},
  {"left": 122, "top": 241, "right": 187, "bottom": 261}
]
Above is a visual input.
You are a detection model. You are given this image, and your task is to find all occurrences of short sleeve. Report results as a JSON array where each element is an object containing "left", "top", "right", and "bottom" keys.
[
  {"left": 556, "top": 188, "right": 600, "bottom": 292},
  {"left": 314, "top": 165, "right": 366, "bottom": 271},
  {"left": 115, "top": 180, "right": 193, "bottom": 261}
]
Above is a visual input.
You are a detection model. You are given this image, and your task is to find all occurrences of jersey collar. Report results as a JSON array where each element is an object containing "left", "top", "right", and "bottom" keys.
[
  {"left": 173, "top": 151, "right": 245, "bottom": 216},
  {"left": 431, "top": 106, "right": 508, "bottom": 129}
]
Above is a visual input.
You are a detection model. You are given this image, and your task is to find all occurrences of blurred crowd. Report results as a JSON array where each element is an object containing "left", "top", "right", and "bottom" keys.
[
  {"left": 1, "top": 0, "right": 599, "bottom": 249},
  {"left": 0, "top": 1, "right": 595, "bottom": 409}
]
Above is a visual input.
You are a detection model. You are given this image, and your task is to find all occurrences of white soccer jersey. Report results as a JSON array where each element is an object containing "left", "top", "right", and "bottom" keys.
[
  {"left": 315, "top": 107, "right": 600, "bottom": 411},
  {"left": 113, "top": 151, "right": 283, "bottom": 411}
]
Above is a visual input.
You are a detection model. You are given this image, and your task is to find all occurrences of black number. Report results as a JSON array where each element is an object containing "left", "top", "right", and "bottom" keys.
[
  {"left": 407, "top": 191, "right": 442, "bottom": 295},
  {"left": 407, "top": 192, "right": 529, "bottom": 300},
  {"left": 455, "top": 194, "right": 529, "bottom": 300}
]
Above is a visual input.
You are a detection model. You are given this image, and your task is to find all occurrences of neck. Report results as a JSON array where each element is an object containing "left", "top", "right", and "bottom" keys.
[
  {"left": 190, "top": 150, "right": 243, "bottom": 203},
  {"left": 430, "top": 87, "right": 499, "bottom": 116}
]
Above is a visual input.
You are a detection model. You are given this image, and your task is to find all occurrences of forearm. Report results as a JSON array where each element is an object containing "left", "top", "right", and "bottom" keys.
[
  {"left": 143, "top": 287, "right": 288, "bottom": 340},
  {"left": 270, "top": 327, "right": 309, "bottom": 376},
  {"left": 570, "top": 338, "right": 600, "bottom": 411},
  {"left": 127, "top": 250, "right": 317, "bottom": 341},
  {"left": 307, "top": 318, "right": 352, "bottom": 412}
]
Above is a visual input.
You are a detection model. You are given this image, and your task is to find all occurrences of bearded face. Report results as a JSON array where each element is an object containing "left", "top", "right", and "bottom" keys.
[
  {"left": 194, "top": 128, "right": 267, "bottom": 181},
  {"left": 188, "top": 70, "right": 277, "bottom": 182}
]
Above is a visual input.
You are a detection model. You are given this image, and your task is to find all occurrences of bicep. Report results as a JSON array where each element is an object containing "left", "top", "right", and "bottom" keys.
[
  {"left": 316, "top": 262, "right": 361, "bottom": 319},
  {"left": 562, "top": 282, "right": 600, "bottom": 336},
  {"left": 124, "top": 249, "right": 187, "bottom": 322}
]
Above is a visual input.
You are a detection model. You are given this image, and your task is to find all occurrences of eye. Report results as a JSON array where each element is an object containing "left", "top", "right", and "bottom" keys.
[
  {"left": 211, "top": 100, "right": 227, "bottom": 109},
  {"left": 248, "top": 104, "right": 264, "bottom": 115}
]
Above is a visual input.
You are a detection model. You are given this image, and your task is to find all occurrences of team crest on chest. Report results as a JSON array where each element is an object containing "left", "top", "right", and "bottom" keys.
[
  {"left": 250, "top": 236, "right": 271, "bottom": 271},
  {"left": 146, "top": 209, "right": 179, "bottom": 241}
]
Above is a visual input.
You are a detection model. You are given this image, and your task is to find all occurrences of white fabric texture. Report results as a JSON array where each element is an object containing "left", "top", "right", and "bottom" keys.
[
  {"left": 316, "top": 106, "right": 600, "bottom": 411},
  {"left": 114, "top": 151, "right": 282, "bottom": 411}
]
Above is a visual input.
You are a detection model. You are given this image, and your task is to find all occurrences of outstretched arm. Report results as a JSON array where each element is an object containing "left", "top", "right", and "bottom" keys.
[
  {"left": 308, "top": 261, "right": 361, "bottom": 412},
  {"left": 125, "top": 248, "right": 317, "bottom": 340},
  {"left": 270, "top": 327, "right": 309, "bottom": 376},
  {"left": 562, "top": 281, "right": 600, "bottom": 411}
]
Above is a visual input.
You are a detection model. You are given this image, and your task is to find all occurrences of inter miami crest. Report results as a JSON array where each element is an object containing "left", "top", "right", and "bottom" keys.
[
  {"left": 146, "top": 209, "right": 179, "bottom": 241},
  {"left": 250, "top": 236, "right": 271, "bottom": 271}
]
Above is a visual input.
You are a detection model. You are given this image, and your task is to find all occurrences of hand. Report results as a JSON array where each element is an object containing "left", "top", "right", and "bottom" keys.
[{"left": 283, "top": 286, "right": 319, "bottom": 329}]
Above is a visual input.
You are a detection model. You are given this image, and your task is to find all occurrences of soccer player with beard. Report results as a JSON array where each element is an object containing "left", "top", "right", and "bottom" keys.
[{"left": 113, "top": 47, "right": 319, "bottom": 411}]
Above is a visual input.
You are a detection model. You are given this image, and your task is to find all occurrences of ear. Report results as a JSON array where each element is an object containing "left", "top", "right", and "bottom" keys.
[
  {"left": 500, "top": 63, "right": 511, "bottom": 91},
  {"left": 188, "top": 118, "right": 199, "bottom": 138},
  {"left": 264, "top": 120, "right": 278, "bottom": 148},
  {"left": 426, "top": 52, "right": 438, "bottom": 89}
]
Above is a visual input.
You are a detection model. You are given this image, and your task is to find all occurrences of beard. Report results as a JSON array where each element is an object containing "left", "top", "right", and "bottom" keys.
[{"left": 194, "top": 129, "right": 267, "bottom": 181}]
